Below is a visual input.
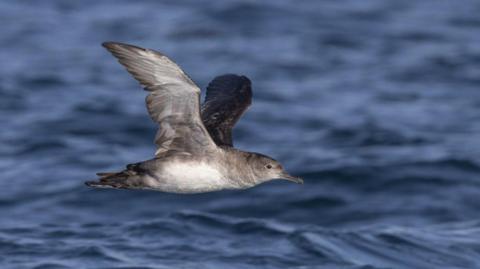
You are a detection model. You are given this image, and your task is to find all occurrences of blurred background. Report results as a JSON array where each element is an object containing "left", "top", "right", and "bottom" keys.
[{"left": 1, "top": 0, "right": 480, "bottom": 268}]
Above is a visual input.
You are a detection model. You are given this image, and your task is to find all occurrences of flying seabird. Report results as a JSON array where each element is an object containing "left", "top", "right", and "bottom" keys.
[{"left": 85, "top": 42, "right": 303, "bottom": 193}]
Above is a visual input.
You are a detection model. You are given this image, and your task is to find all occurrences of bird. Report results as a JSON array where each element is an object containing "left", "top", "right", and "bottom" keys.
[{"left": 85, "top": 42, "right": 303, "bottom": 193}]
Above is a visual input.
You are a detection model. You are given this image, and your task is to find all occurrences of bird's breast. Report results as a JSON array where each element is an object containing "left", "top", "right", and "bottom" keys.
[{"left": 152, "top": 161, "right": 231, "bottom": 193}]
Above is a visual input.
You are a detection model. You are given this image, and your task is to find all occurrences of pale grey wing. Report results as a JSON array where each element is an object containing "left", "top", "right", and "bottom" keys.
[
  {"left": 102, "top": 42, "right": 216, "bottom": 155},
  {"left": 201, "top": 74, "right": 252, "bottom": 147}
]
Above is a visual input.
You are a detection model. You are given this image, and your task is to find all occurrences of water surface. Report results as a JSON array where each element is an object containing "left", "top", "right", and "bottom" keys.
[{"left": 1, "top": 0, "right": 480, "bottom": 268}]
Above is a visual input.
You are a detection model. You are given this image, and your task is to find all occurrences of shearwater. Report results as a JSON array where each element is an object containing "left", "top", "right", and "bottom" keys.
[{"left": 85, "top": 42, "right": 303, "bottom": 193}]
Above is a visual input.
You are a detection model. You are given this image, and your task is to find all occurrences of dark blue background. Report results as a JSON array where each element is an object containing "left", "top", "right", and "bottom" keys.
[{"left": 1, "top": 0, "right": 480, "bottom": 268}]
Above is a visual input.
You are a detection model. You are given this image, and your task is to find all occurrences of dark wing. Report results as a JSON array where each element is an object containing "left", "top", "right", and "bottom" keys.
[
  {"left": 201, "top": 74, "right": 252, "bottom": 147},
  {"left": 103, "top": 42, "right": 217, "bottom": 156}
]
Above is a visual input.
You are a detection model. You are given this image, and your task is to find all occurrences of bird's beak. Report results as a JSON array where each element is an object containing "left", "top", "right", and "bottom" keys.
[{"left": 281, "top": 173, "right": 304, "bottom": 184}]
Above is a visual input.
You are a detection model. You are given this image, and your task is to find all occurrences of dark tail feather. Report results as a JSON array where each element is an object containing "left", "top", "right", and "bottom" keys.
[
  {"left": 85, "top": 171, "right": 130, "bottom": 189},
  {"left": 86, "top": 162, "right": 145, "bottom": 189}
]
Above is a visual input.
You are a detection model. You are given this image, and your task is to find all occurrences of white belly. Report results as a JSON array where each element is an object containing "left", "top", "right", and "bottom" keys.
[{"left": 151, "top": 162, "right": 229, "bottom": 193}]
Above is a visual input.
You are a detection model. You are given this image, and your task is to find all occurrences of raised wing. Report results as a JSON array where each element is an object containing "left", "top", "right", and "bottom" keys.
[
  {"left": 103, "top": 42, "right": 217, "bottom": 155},
  {"left": 201, "top": 74, "right": 252, "bottom": 147}
]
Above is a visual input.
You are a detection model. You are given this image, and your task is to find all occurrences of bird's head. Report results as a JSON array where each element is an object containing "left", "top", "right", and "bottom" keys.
[{"left": 247, "top": 152, "right": 303, "bottom": 185}]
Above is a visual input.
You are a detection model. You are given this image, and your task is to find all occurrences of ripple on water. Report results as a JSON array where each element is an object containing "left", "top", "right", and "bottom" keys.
[{"left": 2, "top": 0, "right": 480, "bottom": 268}]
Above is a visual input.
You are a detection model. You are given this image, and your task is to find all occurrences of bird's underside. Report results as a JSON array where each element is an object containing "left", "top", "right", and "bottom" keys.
[{"left": 85, "top": 42, "right": 301, "bottom": 193}]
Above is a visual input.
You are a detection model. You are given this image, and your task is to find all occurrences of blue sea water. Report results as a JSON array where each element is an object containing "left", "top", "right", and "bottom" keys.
[{"left": 1, "top": 0, "right": 480, "bottom": 268}]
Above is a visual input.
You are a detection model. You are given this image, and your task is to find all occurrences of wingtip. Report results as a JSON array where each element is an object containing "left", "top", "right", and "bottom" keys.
[
  {"left": 101, "top": 41, "right": 117, "bottom": 49},
  {"left": 212, "top": 74, "right": 252, "bottom": 87},
  {"left": 102, "top": 41, "right": 148, "bottom": 53}
]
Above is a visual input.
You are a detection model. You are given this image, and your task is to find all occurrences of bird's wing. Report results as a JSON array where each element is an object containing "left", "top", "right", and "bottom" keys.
[
  {"left": 103, "top": 42, "right": 217, "bottom": 156},
  {"left": 201, "top": 74, "right": 252, "bottom": 147}
]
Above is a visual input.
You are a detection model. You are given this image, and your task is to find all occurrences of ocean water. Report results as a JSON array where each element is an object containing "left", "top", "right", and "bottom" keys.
[{"left": 1, "top": 0, "right": 480, "bottom": 268}]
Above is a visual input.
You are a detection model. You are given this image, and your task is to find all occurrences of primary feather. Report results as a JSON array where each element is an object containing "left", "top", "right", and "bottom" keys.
[{"left": 102, "top": 42, "right": 216, "bottom": 156}]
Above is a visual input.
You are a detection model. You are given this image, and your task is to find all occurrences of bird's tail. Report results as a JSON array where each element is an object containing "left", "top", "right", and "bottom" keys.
[
  {"left": 85, "top": 172, "right": 128, "bottom": 189},
  {"left": 85, "top": 163, "right": 144, "bottom": 189}
]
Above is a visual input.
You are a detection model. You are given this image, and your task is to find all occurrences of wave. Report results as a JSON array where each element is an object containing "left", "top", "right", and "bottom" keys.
[{"left": 2, "top": 212, "right": 480, "bottom": 268}]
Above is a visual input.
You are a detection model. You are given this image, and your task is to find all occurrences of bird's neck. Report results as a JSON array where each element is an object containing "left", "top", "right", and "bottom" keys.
[{"left": 218, "top": 147, "right": 258, "bottom": 188}]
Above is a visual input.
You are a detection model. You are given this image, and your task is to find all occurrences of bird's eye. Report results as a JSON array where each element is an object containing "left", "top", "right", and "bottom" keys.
[{"left": 265, "top": 164, "right": 272, "bottom": 169}]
